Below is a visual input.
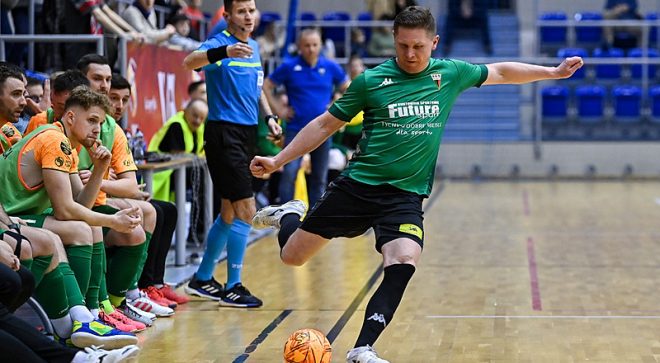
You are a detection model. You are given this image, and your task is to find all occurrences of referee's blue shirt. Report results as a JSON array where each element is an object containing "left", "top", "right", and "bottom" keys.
[
  {"left": 198, "top": 30, "right": 263, "bottom": 126},
  {"left": 268, "top": 55, "right": 347, "bottom": 132}
]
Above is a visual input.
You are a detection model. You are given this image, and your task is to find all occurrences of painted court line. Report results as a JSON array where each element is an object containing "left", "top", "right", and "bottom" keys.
[
  {"left": 522, "top": 190, "right": 530, "bottom": 216},
  {"left": 426, "top": 315, "right": 660, "bottom": 319},
  {"left": 526, "top": 237, "right": 542, "bottom": 311}
]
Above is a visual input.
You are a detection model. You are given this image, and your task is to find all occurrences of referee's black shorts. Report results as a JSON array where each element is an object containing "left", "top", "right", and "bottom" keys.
[
  {"left": 299, "top": 176, "right": 425, "bottom": 253},
  {"left": 204, "top": 120, "right": 257, "bottom": 202}
]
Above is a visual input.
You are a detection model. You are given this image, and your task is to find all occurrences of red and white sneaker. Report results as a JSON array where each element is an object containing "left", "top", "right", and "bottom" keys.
[
  {"left": 127, "top": 291, "right": 175, "bottom": 317},
  {"left": 143, "top": 286, "right": 177, "bottom": 309},
  {"left": 98, "top": 311, "right": 136, "bottom": 333},
  {"left": 109, "top": 309, "right": 146, "bottom": 332},
  {"left": 159, "top": 285, "right": 190, "bottom": 305},
  {"left": 118, "top": 301, "right": 155, "bottom": 327}
]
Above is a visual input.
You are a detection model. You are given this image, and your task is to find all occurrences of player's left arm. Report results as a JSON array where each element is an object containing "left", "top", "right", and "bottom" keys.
[
  {"left": 102, "top": 171, "right": 149, "bottom": 200},
  {"left": 483, "top": 56, "right": 584, "bottom": 85}
]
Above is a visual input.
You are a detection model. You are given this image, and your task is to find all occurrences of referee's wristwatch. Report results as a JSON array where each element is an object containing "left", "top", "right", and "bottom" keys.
[{"left": 265, "top": 114, "right": 279, "bottom": 124}]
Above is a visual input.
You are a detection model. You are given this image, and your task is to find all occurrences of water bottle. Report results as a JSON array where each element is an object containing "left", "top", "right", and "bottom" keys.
[
  {"left": 133, "top": 129, "right": 145, "bottom": 161},
  {"left": 125, "top": 129, "right": 133, "bottom": 151}
]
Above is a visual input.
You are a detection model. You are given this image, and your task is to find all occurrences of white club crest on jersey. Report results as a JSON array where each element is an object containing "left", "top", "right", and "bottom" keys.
[{"left": 431, "top": 73, "right": 442, "bottom": 89}]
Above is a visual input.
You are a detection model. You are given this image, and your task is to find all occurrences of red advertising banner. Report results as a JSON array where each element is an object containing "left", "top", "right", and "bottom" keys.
[{"left": 125, "top": 42, "right": 202, "bottom": 141}]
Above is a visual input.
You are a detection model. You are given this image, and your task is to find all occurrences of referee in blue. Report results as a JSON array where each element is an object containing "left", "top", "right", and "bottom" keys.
[{"left": 182, "top": 0, "right": 281, "bottom": 308}]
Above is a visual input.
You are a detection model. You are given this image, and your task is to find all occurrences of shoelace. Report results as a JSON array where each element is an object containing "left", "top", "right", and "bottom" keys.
[
  {"left": 232, "top": 284, "right": 251, "bottom": 295},
  {"left": 146, "top": 286, "right": 165, "bottom": 299},
  {"left": 111, "top": 310, "right": 137, "bottom": 325}
]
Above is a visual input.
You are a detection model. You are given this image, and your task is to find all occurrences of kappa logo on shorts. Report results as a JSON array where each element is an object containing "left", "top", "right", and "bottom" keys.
[
  {"left": 60, "top": 140, "right": 72, "bottom": 155},
  {"left": 367, "top": 313, "right": 387, "bottom": 327},
  {"left": 399, "top": 223, "right": 423, "bottom": 239},
  {"left": 54, "top": 156, "right": 64, "bottom": 167}
]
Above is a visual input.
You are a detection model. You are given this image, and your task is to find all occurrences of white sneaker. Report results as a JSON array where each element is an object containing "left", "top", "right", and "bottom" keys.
[
  {"left": 127, "top": 291, "right": 175, "bottom": 317},
  {"left": 346, "top": 345, "right": 389, "bottom": 363},
  {"left": 119, "top": 302, "right": 155, "bottom": 326},
  {"left": 252, "top": 200, "right": 307, "bottom": 229},
  {"left": 81, "top": 344, "right": 140, "bottom": 362}
]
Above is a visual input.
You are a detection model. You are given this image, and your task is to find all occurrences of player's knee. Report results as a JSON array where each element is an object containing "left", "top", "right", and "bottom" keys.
[
  {"left": 111, "top": 226, "right": 146, "bottom": 246},
  {"left": 19, "top": 240, "right": 32, "bottom": 260},
  {"left": 42, "top": 230, "right": 60, "bottom": 255},
  {"left": 235, "top": 206, "right": 256, "bottom": 223},
  {"left": 31, "top": 229, "right": 61, "bottom": 257},
  {"left": 128, "top": 226, "right": 147, "bottom": 245},
  {"left": 67, "top": 221, "right": 93, "bottom": 246},
  {"left": 384, "top": 254, "right": 418, "bottom": 267},
  {"left": 280, "top": 250, "right": 307, "bottom": 267},
  {"left": 139, "top": 201, "right": 157, "bottom": 231}
]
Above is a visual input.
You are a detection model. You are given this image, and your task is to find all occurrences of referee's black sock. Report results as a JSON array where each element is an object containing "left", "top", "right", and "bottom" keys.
[
  {"left": 278, "top": 214, "right": 301, "bottom": 250},
  {"left": 354, "top": 263, "right": 416, "bottom": 348}
]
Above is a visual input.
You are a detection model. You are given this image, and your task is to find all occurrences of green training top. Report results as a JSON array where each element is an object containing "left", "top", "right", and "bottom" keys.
[{"left": 328, "top": 58, "right": 488, "bottom": 196}]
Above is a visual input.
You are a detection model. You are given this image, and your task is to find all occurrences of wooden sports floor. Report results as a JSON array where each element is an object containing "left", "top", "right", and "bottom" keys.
[{"left": 137, "top": 181, "right": 660, "bottom": 363}]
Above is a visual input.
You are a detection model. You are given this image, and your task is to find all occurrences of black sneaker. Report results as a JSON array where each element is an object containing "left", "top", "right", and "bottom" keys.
[
  {"left": 184, "top": 275, "right": 224, "bottom": 301},
  {"left": 219, "top": 283, "right": 263, "bottom": 308}
]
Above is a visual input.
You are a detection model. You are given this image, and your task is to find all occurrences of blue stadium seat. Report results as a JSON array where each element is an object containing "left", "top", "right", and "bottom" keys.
[
  {"left": 574, "top": 12, "right": 603, "bottom": 44},
  {"left": 593, "top": 47, "right": 624, "bottom": 79},
  {"left": 299, "top": 12, "right": 316, "bottom": 21},
  {"left": 539, "top": 12, "right": 567, "bottom": 44},
  {"left": 322, "top": 11, "right": 351, "bottom": 56},
  {"left": 558, "top": 48, "right": 588, "bottom": 79},
  {"left": 647, "top": 13, "right": 658, "bottom": 44},
  {"left": 612, "top": 85, "right": 642, "bottom": 120},
  {"left": 628, "top": 48, "right": 659, "bottom": 79},
  {"left": 357, "top": 11, "right": 373, "bottom": 42},
  {"left": 650, "top": 86, "right": 660, "bottom": 121},
  {"left": 576, "top": 85, "right": 606, "bottom": 121},
  {"left": 542, "top": 85, "right": 569, "bottom": 119},
  {"left": 257, "top": 12, "right": 282, "bottom": 36}
]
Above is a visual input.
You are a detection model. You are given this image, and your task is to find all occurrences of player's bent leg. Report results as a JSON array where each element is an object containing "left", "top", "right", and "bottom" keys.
[
  {"left": 2, "top": 230, "right": 32, "bottom": 261},
  {"left": 280, "top": 229, "right": 330, "bottom": 267},
  {"left": 380, "top": 238, "right": 422, "bottom": 267},
  {"left": 349, "top": 238, "right": 420, "bottom": 363},
  {"left": 43, "top": 218, "right": 94, "bottom": 297},
  {"left": 43, "top": 218, "right": 93, "bottom": 247},
  {"left": 10, "top": 226, "right": 60, "bottom": 286}
]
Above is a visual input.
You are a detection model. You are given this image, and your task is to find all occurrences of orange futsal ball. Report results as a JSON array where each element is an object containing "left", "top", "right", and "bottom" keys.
[{"left": 283, "top": 328, "right": 332, "bottom": 363}]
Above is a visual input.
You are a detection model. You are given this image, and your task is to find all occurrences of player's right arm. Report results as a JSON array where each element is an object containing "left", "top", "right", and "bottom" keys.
[
  {"left": 182, "top": 43, "right": 254, "bottom": 70},
  {"left": 44, "top": 169, "right": 140, "bottom": 232},
  {"left": 251, "top": 111, "right": 345, "bottom": 178}
]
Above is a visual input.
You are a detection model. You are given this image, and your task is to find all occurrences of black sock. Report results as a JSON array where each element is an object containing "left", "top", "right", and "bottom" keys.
[
  {"left": 354, "top": 264, "right": 415, "bottom": 348},
  {"left": 278, "top": 213, "right": 301, "bottom": 250}
]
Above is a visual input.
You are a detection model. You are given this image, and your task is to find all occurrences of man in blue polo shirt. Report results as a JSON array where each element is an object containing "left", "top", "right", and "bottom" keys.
[
  {"left": 182, "top": 0, "right": 281, "bottom": 308},
  {"left": 263, "top": 28, "right": 349, "bottom": 207}
]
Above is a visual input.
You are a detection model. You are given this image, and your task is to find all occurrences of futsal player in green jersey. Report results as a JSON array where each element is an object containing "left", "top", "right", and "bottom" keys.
[{"left": 251, "top": 6, "right": 583, "bottom": 363}]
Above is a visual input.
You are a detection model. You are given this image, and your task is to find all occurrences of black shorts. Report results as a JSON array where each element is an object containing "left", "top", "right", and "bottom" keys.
[
  {"left": 299, "top": 176, "right": 425, "bottom": 252},
  {"left": 204, "top": 121, "right": 257, "bottom": 202}
]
